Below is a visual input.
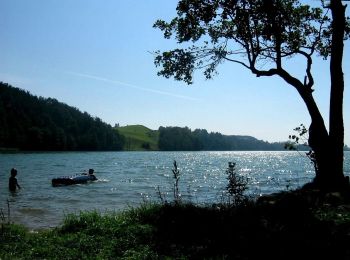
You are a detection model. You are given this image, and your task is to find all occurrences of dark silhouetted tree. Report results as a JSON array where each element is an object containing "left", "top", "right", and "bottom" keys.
[
  {"left": 154, "top": 0, "right": 349, "bottom": 191},
  {"left": 158, "top": 126, "right": 202, "bottom": 151},
  {"left": 0, "top": 82, "right": 125, "bottom": 151},
  {"left": 158, "top": 126, "right": 284, "bottom": 151}
]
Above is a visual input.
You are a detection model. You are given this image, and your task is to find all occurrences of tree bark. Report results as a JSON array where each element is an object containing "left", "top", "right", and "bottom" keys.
[
  {"left": 297, "top": 0, "right": 347, "bottom": 192},
  {"left": 328, "top": 0, "right": 346, "bottom": 188},
  {"left": 298, "top": 89, "right": 331, "bottom": 188}
]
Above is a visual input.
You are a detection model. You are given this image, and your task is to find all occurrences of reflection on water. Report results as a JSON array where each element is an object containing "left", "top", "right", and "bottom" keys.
[
  {"left": 18, "top": 207, "right": 48, "bottom": 216},
  {"left": 0, "top": 151, "right": 349, "bottom": 230}
]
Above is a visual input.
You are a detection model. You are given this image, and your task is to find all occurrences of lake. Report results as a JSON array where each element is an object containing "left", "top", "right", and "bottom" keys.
[{"left": 1, "top": 151, "right": 349, "bottom": 230}]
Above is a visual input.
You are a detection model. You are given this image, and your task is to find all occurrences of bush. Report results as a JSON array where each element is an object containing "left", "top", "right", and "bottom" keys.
[{"left": 224, "top": 162, "right": 248, "bottom": 206}]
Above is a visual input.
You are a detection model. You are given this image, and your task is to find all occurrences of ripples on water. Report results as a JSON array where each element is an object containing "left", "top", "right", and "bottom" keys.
[{"left": 0, "top": 151, "right": 349, "bottom": 230}]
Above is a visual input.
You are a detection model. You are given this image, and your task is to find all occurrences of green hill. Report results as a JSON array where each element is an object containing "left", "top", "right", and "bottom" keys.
[{"left": 117, "top": 125, "right": 159, "bottom": 151}]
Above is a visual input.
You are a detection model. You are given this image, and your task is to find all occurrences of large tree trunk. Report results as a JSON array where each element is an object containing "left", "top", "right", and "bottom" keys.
[
  {"left": 298, "top": 0, "right": 347, "bottom": 192},
  {"left": 300, "top": 91, "right": 332, "bottom": 189},
  {"left": 306, "top": 108, "right": 345, "bottom": 191},
  {"left": 299, "top": 89, "right": 345, "bottom": 191},
  {"left": 328, "top": 0, "right": 346, "bottom": 188}
]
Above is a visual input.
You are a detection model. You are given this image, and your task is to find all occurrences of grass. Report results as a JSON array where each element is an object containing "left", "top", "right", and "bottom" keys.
[
  {"left": 0, "top": 206, "right": 159, "bottom": 259},
  {"left": 2, "top": 194, "right": 350, "bottom": 259},
  {"left": 117, "top": 125, "right": 159, "bottom": 151}
]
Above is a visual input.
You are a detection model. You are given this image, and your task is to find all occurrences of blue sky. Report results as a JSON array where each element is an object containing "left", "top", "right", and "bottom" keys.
[{"left": 0, "top": 0, "right": 349, "bottom": 145}]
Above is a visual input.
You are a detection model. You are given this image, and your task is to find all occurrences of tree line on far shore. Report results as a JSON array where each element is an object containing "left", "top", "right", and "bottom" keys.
[
  {"left": 2, "top": 82, "right": 347, "bottom": 152},
  {"left": 158, "top": 126, "right": 287, "bottom": 151},
  {"left": 0, "top": 82, "right": 125, "bottom": 151}
]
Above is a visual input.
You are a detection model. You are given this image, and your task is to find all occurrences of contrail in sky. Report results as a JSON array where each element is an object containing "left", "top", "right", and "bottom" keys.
[{"left": 65, "top": 71, "right": 200, "bottom": 101}]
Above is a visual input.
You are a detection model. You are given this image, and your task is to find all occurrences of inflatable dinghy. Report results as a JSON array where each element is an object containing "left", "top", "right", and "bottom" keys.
[{"left": 52, "top": 174, "right": 97, "bottom": 187}]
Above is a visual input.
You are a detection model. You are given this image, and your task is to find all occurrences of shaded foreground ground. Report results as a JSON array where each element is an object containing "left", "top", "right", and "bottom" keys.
[{"left": 2, "top": 191, "right": 350, "bottom": 259}]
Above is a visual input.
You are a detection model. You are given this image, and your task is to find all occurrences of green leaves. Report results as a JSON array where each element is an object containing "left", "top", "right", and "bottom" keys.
[
  {"left": 285, "top": 123, "right": 309, "bottom": 150},
  {"left": 154, "top": 49, "right": 195, "bottom": 84},
  {"left": 154, "top": 0, "right": 334, "bottom": 84},
  {"left": 153, "top": 19, "right": 178, "bottom": 39}
]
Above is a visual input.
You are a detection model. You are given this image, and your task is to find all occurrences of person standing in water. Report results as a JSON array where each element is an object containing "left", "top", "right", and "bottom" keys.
[{"left": 9, "top": 168, "right": 21, "bottom": 191}]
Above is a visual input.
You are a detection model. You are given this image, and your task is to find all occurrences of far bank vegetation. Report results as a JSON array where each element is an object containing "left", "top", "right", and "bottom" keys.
[{"left": 1, "top": 82, "right": 291, "bottom": 152}]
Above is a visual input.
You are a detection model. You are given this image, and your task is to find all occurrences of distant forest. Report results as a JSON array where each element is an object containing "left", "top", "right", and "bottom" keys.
[
  {"left": 0, "top": 82, "right": 125, "bottom": 151},
  {"left": 158, "top": 126, "right": 286, "bottom": 151},
  {"left": 1, "top": 82, "right": 329, "bottom": 152}
]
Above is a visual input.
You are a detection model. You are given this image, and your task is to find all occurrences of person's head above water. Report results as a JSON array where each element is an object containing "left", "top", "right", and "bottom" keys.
[
  {"left": 88, "top": 169, "right": 94, "bottom": 175},
  {"left": 11, "top": 168, "right": 17, "bottom": 177}
]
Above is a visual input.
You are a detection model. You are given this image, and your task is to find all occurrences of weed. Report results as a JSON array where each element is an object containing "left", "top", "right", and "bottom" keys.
[
  {"left": 172, "top": 160, "right": 181, "bottom": 204},
  {"left": 224, "top": 162, "right": 248, "bottom": 206},
  {"left": 156, "top": 185, "right": 166, "bottom": 204},
  {"left": 157, "top": 160, "right": 182, "bottom": 205},
  {"left": 0, "top": 208, "right": 4, "bottom": 223}
]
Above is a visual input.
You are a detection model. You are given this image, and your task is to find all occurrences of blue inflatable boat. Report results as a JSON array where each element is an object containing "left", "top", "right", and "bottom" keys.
[{"left": 52, "top": 174, "right": 97, "bottom": 187}]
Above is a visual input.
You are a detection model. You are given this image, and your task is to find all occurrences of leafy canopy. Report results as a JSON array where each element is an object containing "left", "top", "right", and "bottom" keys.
[{"left": 154, "top": 0, "right": 349, "bottom": 86}]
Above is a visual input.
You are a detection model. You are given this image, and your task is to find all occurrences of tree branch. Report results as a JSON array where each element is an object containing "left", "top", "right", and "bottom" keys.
[{"left": 223, "top": 57, "right": 251, "bottom": 70}]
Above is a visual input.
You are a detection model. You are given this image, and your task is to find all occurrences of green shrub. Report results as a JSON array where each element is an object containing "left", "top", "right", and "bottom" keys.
[{"left": 224, "top": 162, "right": 248, "bottom": 206}]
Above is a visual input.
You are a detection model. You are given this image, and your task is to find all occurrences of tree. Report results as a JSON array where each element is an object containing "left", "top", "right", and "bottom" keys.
[
  {"left": 0, "top": 82, "right": 125, "bottom": 151},
  {"left": 327, "top": 0, "right": 348, "bottom": 190},
  {"left": 154, "top": 0, "right": 349, "bottom": 191}
]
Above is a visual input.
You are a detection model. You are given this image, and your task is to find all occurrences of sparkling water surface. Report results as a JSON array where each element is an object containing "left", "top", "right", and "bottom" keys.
[{"left": 1, "top": 151, "right": 349, "bottom": 230}]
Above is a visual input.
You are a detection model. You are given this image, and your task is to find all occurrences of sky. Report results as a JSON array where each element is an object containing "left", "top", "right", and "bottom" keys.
[{"left": 0, "top": 0, "right": 349, "bottom": 145}]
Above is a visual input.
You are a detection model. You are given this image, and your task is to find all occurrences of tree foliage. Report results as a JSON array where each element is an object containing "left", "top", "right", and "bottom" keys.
[
  {"left": 158, "top": 126, "right": 201, "bottom": 151},
  {"left": 0, "top": 82, "right": 124, "bottom": 151},
  {"left": 158, "top": 126, "right": 285, "bottom": 151},
  {"left": 154, "top": 0, "right": 349, "bottom": 85}
]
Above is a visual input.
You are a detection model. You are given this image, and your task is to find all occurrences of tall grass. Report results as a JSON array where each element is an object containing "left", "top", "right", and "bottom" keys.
[
  {"left": 1, "top": 200, "right": 350, "bottom": 259},
  {"left": 0, "top": 205, "right": 161, "bottom": 259}
]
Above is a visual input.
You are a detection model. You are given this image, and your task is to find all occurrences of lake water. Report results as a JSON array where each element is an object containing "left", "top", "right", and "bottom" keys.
[{"left": 1, "top": 151, "right": 349, "bottom": 230}]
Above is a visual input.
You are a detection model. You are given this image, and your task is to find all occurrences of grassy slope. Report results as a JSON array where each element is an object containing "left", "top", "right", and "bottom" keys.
[{"left": 117, "top": 125, "right": 159, "bottom": 151}]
